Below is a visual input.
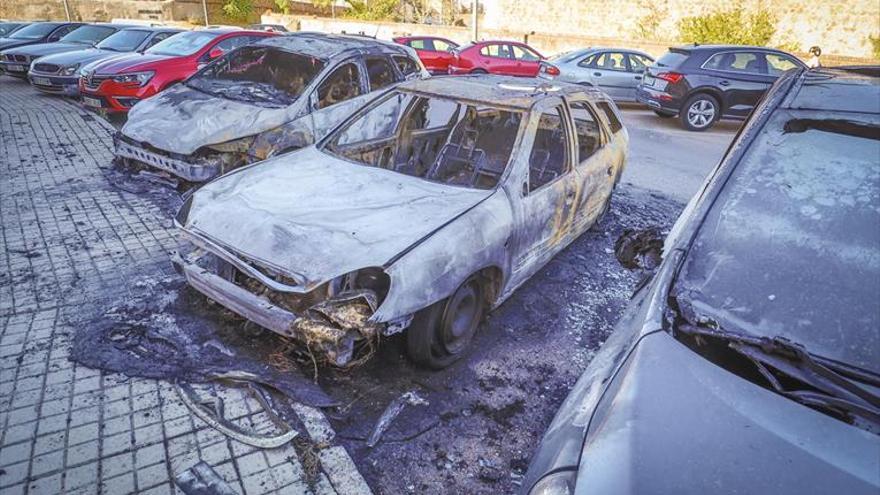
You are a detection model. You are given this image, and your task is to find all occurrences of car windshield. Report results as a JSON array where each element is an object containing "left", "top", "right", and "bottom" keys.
[
  {"left": 8, "top": 23, "right": 58, "bottom": 40},
  {"left": 60, "top": 25, "right": 116, "bottom": 45},
  {"left": 96, "top": 29, "right": 150, "bottom": 52},
  {"left": 673, "top": 110, "right": 880, "bottom": 375},
  {"left": 0, "top": 23, "right": 23, "bottom": 37},
  {"left": 146, "top": 31, "right": 218, "bottom": 56},
  {"left": 325, "top": 91, "right": 522, "bottom": 190},
  {"left": 187, "top": 46, "right": 324, "bottom": 107}
]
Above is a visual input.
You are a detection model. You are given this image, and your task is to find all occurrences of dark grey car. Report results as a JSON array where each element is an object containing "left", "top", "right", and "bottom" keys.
[{"left": 523, "top": 67, "right": 880, "bottom": 494}]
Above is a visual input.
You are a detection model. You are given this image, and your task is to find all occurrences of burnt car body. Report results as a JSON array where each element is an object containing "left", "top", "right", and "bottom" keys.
[
  {"left": 114, "top": 33, "right": 427, "bottom": 184},
  {"left": 172, "top": 76, "right": 628, "bottom": 368},
  {"left": 27, "top": 26, "right": 183, "bottom": 96},
  {"left": 523, "top": 68, "right": 880, "bottom": 494},
  {"left": 0, "top": 23, "right": 130, "bottom": 78}
]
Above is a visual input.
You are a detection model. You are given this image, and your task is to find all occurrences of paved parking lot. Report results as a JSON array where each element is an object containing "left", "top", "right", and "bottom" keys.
[
  {"left": 0, "top": 77, "right": 736, "bottom": 494},
  {"left": 0, "top": 79, "right": 369, "bottom": 495}
]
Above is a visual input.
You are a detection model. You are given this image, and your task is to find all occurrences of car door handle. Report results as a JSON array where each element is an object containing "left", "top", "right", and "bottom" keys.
[
  {"left": 720, "top": 80, "right": 731, "bottom": 86},
  {"left": 593, "top": 72, "right": 602, "bottom": 77}
]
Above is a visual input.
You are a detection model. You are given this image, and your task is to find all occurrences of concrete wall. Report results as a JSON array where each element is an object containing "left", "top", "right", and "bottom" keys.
[
  {"left": 480, "top": 0, "right": 880, "bottom": 60},
  {"left": 263, "top": 13, "right": 874, "bottom": 65}
]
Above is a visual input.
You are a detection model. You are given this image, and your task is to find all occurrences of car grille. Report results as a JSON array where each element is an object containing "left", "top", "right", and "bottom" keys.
[
  {"left": 32, "top": 63, "right": 60, "bottom": 74},
  {"left": 82, "top": 74, "right": 110, "bottom": 90},
  {"left": 3, "top": 54, "right": 27, "bottom": 62}
]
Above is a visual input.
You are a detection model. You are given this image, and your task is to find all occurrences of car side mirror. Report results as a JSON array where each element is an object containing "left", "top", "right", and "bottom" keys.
[{"left": 208, "top": 47, "right": 224, "bottom": 59}]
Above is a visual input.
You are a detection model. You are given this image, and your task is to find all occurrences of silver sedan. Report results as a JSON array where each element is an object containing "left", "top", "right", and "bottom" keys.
[{"left": 546, "top": 48, "right": 654, "bottom": 102}]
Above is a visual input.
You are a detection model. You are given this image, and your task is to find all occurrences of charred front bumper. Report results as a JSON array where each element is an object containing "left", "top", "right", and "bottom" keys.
[
  {"left": 172, "top": 235, "right": 392, "bottom": 366},
  {"left": 114, "top": 133, "right": 223, "bottom": 183}
]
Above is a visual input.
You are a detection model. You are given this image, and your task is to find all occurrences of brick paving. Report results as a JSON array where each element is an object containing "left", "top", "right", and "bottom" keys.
[{"left": 0, "top": 79, "right": 371, "bottom": 495}]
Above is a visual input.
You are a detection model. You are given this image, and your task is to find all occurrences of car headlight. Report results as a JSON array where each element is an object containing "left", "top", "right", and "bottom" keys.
[
  {"left": 530, "top": 470, "right": 577, "bottom": 495},
  {"left": 59, "top": 64, "right": 79, "bottom": 76},
  {"left": 112, "top": 70, "right": 154, "bottom": 86},
  {"left": 329, "top": 267, "right": 390, "bottom": 304}
]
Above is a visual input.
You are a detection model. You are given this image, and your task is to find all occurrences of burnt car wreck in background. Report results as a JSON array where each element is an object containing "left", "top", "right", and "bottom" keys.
[
  {"left": 173, "top": 75, "right": 629, "bottom": 368},
  {"left": 114, "top": 32, "right": 426, "bottom": 184}
]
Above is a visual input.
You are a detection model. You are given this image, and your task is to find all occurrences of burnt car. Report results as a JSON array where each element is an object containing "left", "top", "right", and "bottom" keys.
[
  {"left": 172, "top": 76, "right": 628, "bottom": 368},
  {"left": 114, "top": 33, "right": 427, "bottom": 184},
  {"left": 523, "top": 68, "right": 879, "bottom": 494}
]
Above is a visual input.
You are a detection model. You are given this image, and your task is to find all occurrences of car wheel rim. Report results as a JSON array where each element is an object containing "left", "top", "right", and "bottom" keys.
[
  {"left": 440, "top": 282, "right": 480, "bottom": 355},
  {"left": 687, "top": 99, "right": 715, "bottom": 128}
]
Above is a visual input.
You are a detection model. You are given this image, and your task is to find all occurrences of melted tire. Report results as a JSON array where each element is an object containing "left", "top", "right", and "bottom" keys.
[{"left": 407, "top": 277, "right": 485, "bottom": 369}]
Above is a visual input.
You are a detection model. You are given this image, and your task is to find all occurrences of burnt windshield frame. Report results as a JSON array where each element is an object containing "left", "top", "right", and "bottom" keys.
[
  {"left": 320, "top": 89, "right": 525, "bottom": 191},
  {"left": 186, "top": 46, "right": 326, "bottom": 107},
  {"left": 670, "top": 109, "right": 880, "bottom": 375}
]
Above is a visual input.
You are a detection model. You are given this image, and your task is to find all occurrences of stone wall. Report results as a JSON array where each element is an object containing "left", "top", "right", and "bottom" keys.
[{"left": 480, "top": 0, "right": 880, "bottom": 59}]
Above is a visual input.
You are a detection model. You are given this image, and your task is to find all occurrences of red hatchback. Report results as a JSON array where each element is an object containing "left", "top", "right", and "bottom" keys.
[
  {"left": 79, "top": 29, "right": 276, "bottom": 113},
  {"left": 448, "top": 40, "right": 545, "bottom": 77},
  {"left": 393, "top": 36, "right": 458, "bottom": 75}
]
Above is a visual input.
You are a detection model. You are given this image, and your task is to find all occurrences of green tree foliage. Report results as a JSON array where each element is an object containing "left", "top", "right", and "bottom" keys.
[
  {"left": 346, "top": 0, "right": 400, "bottom": 21},
  {"left": 678, "top": 7, "right": 776, "bottom": 46},
  {"left": 870, "top": 35, "right": 880, "bottom": 60},
  {"left": 275, "top": 0, "right": 291, "bottom": 15},
  {"left": 222, "top": 0, "right": 254, "bottom": 21}
]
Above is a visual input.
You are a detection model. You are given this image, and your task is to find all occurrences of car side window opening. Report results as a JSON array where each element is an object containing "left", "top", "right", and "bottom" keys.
[
  {"left": 704, "top": 51, "right": 763, "bottom": 73},
  {"left": 433, "top": 39, "right": 454, "bottom": 52},
  {"left": 512, "top": 45, "right": 540, "bottom": 61},
  {"left": 599, "top": 52, "right": 629, "bottom": 71},
  {"left": 52, "top": 25, "right": 79, "bottom": 41},
  {"left": 392, "top": 55, "right": 419, "bottom": 77},
  {"left": 528, "top": 107, "right": 570, "bottom": 191},
  {"left": 578, "top": 53, "right": 598, "bottom": 68},
  {"left": 628, "top": 54, "right": 651, "bottom": 72},
  {"left": 326, "top": 92, "right": 522, "bottom": 190},
  {"left": 765, "top": 53, "right": 799, "bottom": 76},
  {"left": 481, "top": 44, "right": 512, "bottom": 58},
  {"left": 570, "top": 102, "right": 602, "bottom": 162},
  {"left": 596, "top": 101, "right": 623, "bottom": 134},
  {"left": 317, "top": 62, "right": 363, "bottom": 109},
  {"left": 366, "top": 57, "right": 398, "bottom": 91},
  {"left": 409, "top": 39, "right": 432, "bottom": 51}
]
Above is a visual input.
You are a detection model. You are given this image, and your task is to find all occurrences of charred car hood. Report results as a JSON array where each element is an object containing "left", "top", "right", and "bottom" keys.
[
  {"left": 35, "top": 47, "right": 123, "bottom": 67},
  {"left": 5, "top": 41, "right": 90, "bottom": 57},
  {"left": 185, "top": 147, "right": 492, "bottom": 287},
  {"left": 574, "top": 332, "right": 879, "bottom": 494},
  {"left": 122, "top": 84, "right": 292, "bottom": 155}
]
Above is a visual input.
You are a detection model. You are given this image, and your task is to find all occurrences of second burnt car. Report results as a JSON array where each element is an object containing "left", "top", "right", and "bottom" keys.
[
  {"left": 114, "top": 33, "right": 427, "bottom": 184},
  {"left": 172, "top": 75, "right": 628, "bottom": 368}
]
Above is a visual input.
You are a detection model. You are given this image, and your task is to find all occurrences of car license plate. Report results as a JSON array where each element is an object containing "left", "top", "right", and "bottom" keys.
[
  {"left": 82, "top": 96, "right": 102, "bottom": 108},
  {"left": 7, "top": 64, "right": 25, "bottom": 72},
  {"left": 644, "top": 75, "right": 656, "bottom": 87},
  {"left": 33, "top": 77, "right": 51, "bottom": 86}
]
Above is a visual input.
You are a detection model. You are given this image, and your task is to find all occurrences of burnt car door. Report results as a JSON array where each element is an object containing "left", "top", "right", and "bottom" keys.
[
  {"left": 701, "top": 50, "right": 774, "bottom": 118},
  {"left": 567, "top": 99, "right": 613, "bottom": 233},
  {"left": 307, "top": 58, "right": 373, "bottom": 140},
  {"left": 509, "top": 98, "right": 579, "bottom": 286}
]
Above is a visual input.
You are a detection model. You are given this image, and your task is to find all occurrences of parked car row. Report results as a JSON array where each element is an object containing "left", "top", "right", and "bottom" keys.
[{"left": 3, "top": 20, "right": 877, "bottom": 495}]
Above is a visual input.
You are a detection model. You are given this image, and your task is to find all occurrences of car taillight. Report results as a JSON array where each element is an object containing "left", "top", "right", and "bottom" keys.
[
  {"left": 541, "top": 64, "right": 560, "bottom": 76},
  {"left": 657, "top": 71, "right": 683, "bottom": 84}
]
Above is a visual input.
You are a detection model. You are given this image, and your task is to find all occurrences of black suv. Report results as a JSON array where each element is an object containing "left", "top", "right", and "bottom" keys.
[{"left": 636, "top": 44, "right": 805, "bottom": 131}]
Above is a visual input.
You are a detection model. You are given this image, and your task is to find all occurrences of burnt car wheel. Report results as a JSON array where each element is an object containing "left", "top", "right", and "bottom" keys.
[
  {"left": 680, "top": 94, "right": 719, "bottom": 131},
  {"left": 407, "top": 276, "right": 485, "bottom": 369}
]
